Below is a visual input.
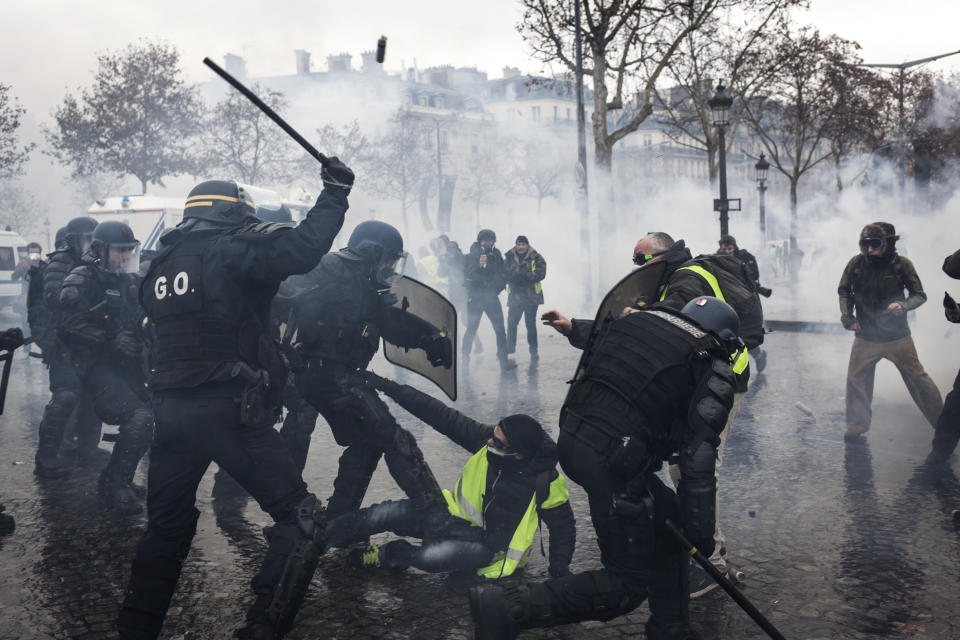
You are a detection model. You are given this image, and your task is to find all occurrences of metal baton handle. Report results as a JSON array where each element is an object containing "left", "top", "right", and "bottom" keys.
[
  {"left": 663, "top": 519, "right": 787, "bottom": 640},
  {"left": 202, "top": 57, "right": 328, "bottom": 165}
]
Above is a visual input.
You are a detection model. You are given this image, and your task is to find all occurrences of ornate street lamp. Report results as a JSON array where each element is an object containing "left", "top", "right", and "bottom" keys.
[
  {"left": 708, "top": 83, "right": 738, "bottom": 237},
  {"left": 754, "top": 153, "right": 770, "bottom": 241}
]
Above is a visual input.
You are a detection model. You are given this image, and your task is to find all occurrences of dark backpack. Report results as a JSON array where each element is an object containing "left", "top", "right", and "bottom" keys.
[{"left": 690, "top": 254, "right": 765, "bottom": 349}]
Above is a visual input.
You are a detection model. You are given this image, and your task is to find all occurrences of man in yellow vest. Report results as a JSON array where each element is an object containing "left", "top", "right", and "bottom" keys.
[
  {"left": 474, "top": 297, "right": 739, "bottom": 640},
  {"left": 324, "top": 373, "right": 575, "bottom": 579},
  {"left": 542, "top": 231, "right": 763, "bottom": 597}
]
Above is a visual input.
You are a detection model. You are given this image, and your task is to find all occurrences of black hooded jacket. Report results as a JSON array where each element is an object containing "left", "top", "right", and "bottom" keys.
[{"left": 374, "top": 379, "right": 576, "bottom": 575}]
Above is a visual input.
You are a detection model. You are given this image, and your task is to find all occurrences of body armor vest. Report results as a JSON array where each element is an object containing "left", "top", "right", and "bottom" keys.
[
  {"left": 141, "top": 231, "right": 258, "bottom": 390},
  {"left": 563, "top": 308, "right": 722, "bottom": 438}
]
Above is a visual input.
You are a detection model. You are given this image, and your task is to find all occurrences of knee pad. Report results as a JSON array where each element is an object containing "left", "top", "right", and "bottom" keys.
[
  {"left": 45, "top": 390, "right": 79, "bottom": 420},
  {"left": 389, "top": 427, "right": 424, "bottom": 461}
]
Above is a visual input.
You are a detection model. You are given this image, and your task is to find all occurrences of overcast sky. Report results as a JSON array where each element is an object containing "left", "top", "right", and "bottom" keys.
[{"left": 3, "top": 0, "right": 960, "bottom": 122}]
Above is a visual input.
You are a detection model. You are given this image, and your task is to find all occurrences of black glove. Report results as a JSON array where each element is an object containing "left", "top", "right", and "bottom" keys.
[
  {"left": 0, "top": 327, "right": 24, "bottom": 352},
  {"left": 364, "top": 371, "right": 403, "bottom": 397},
  {"left": 945, "top": 292, "right": 960, "bottom": 323},
  {"left": 110, "top": 330, "right": 142, "bottom": 358},
  {"left": 687, "top": 534, "right": 715, "bottom": 559},
  {"left": 420, "top": 332, "right": 453, "bottom": 368},
  {"left": 321, "top": 156, "right": 355, "bottom": 196},
  {"left": 548, "top": 562, "right": 572, "bottom": 578},
  {"left": 757, "top": 286, "right": 773, "bottom": 298}
]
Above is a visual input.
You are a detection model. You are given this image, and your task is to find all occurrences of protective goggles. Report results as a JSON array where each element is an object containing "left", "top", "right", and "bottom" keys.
[
  {"left": 633, "top": 250, "right": 666, "bottom": 266},
  {"left": 488, "top": 434, "right": 515, "bottom": 455},
  {"left": 859, "top": 237, "right": 885, "bottom": 251}
]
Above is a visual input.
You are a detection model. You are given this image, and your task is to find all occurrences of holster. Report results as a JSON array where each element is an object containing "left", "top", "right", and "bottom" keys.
[{"left": 231, "top": 362, "right": 281, "bottom": 428}]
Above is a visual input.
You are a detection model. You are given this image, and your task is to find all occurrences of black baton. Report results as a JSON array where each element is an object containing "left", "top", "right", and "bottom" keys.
[
  {"left": 664, "top": 519, "right": 787, "bottom": 640},
  {"left": 203, "top": 57, "right": 328, "bottom": 166}
]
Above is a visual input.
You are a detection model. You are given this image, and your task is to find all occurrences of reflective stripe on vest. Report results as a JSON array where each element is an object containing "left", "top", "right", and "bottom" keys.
[
  {"left": 660, "top": 265, "right": 748, "bottom": 374},
  {"left": 441, "top": 446, "right": 570, "bottom": 579},
  {"left": 532, "top": 260, "right": 542, "bottom": 295}
]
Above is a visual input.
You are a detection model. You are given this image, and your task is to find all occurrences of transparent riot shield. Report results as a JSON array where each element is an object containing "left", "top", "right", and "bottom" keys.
[{"left": 382, "top": 275, "right": 458, "bottom": 400}]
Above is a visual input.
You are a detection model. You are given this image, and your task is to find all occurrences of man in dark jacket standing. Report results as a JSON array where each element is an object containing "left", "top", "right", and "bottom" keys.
[
  {"left": 838, "top": 222, "right": 942, "bottom": 441},
  {"left": 929, "top": 248, "right": 960, "bottom": 463},
  {"left": 462, "top": 229, "right": 515, "bottom": 370},
  {"left": 327, "top": 373, "right": 575, "bottom": 579},
  {"left": 504, "top": 235, "right": 546, "bottom": 361}
]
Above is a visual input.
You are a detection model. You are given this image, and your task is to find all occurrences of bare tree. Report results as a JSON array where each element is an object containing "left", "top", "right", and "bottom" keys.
[
  {"left": 364, "top": 109, "right": 433, "bottom": 233},
  {"left": 655, "top": 1, "right": 801, "bottom": 181},
  {"left": 741, "top": 25, "right": 861, "bottom": 268},
  {"left": 45, "top": 40, "right": 204, "bottom": 194},
  {"left": 0, "top": 84, "right": 35, "bottom": 179},
  {"left": 458, "top": 128, "right": 509, "bottom": 222},
  {"left": 204, "top": 84, "right": 291, "bottom": 185},
  {"left": 509, "top": 133, "right": 571, "bottom": 214},
  {"left": 0, "top": 181, "right": 41, "bottom": 236}
]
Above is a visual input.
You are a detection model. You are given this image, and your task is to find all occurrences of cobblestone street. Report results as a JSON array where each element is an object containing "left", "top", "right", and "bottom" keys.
[{"left": 1, "top": 314, "right": 958, "bottom": 639}]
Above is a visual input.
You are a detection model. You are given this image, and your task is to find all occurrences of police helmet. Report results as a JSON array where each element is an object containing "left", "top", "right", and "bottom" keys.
[
  {"left": 183, "top": 180, "right": 257, "bottom": 226},
  {"left": 680, "top": 296, "right": 740, "bottom": 344},
  {"left": 477, "top": 229, "right": 496, "bottom": 244},
  {"left": 90, "top": 220, "right": 141, "bottom": 274},
  {"left": 345, "top": 220, "right": 406, "bottom": 286},
  {"left": 65, "top": 216, "right": 98, "bottom": 253},
  {"left": 256, "top": 202, "right": 293, "bottom": 223}
]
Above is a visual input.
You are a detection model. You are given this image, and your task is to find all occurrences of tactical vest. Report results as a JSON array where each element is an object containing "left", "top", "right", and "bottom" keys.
[
  {"left": 442, "top": 447, "right": 569, "bottom": 579},
  {"left": 141, "top": 231, "right": 256, "bottom": 390},
  {"left": 565, "top": 308, "right": 725, "bottom": 439}
]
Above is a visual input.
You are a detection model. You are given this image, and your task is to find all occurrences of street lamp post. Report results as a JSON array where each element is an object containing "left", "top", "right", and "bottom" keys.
[
  {"left": 754, "top": 153, "right": 769, "bottom": 242},
  {"left": 44, "top": 217, "right": 51, "bottom": 251},
  {"left": 708, "top": 83, "right": 738, "bottom": 239}
]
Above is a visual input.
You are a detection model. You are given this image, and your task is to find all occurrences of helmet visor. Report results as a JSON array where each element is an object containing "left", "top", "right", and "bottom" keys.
[
  {"left": 104, "top": 242, "right": 141, "bottom": 274},
  {"left": 859, "top": 237, "right": 885, "bottom": 251},
  {"left": 379, "top": 252, "right": 408, "bottom": 288}
]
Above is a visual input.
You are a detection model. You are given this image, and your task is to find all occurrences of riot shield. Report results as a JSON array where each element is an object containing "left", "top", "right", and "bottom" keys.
[
  {"left": 382, "top": 275, "right": 458, "bottom": 401},
  {"left": 569, "top": 261, "right": 669, "bottom": 384}
]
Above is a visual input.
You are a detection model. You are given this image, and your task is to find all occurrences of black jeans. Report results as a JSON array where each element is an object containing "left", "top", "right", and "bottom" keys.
[
  {"left": 462, "top": 292, "right": 508, "bottom": 361},
  {"left": 507, "top": 303, "right": 539, "bottom": 355},
  {"left": 326, "top": 499, "right": 492, "bottom": 573},
  {"left": 120, "top": 389, "right": 309, "bottom": 634},
  {"left": 932, "top": 368, "right": 960, "bottom": 457}
]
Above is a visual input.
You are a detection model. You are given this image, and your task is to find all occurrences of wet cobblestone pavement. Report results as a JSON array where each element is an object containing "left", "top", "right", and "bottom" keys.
[{"left": 1, "top": 317, "right": 959, "bottom": 639}]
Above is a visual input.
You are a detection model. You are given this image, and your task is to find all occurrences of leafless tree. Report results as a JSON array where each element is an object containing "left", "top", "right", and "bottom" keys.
[
  {"left": 45, "top": 40, "right": 204, "bottom": 195},
  {"left": 0, "top": 84, "right": 35, "bottom": 179},
  {"left": 0, "top": 181, "right": 41, "bottom": 236},
  {"left": 204, "top": 84, "right": 291, "bottom": 185}
]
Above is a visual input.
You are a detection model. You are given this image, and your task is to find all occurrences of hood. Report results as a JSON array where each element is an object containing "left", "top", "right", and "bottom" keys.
[
  {"left": 484, "top": 428, "right": 559, "bottom": 476},
  {"left": 661, "top": 239, "right": 693, "bottom": 273}
]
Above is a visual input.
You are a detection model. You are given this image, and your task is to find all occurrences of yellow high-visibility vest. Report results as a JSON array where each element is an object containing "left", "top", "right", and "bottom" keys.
[
  {"left": 660, "top": 265, "right": 749, "bottom": 374},
  {"left": 442, "top": 447, "right": 569, "bottom": 579}
]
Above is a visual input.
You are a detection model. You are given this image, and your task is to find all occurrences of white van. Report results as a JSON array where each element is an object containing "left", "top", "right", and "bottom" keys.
[
  {"left": 0, "top": 228, "right": 28, "bottom": 309},
  {"left": 87, "top": 195, "right": 185, "bottom": 251}
]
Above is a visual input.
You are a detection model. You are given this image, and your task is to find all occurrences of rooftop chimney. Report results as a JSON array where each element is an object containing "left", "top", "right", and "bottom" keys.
[
  {"left": 327, "top": 53, "right": 352, "bottom": 73},
  {"left": 224, "top": 53, "right": 246, "bottom": 79},
  {"left": 294, "top": 50, "right": 311, "bottom": 75},
  {"left": 503, "top": 66, "right": 521, "bottom": 79}
]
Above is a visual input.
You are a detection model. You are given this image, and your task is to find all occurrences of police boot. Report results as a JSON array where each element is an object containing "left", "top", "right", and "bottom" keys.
[
  {"left": 0, "top": 504, "right": 14, "bottom": 537},
  {"left": 98, "top": 472, "right": 143, "bottom": 515},
  {"left": 34, "top": 454, "right": 72, "bottom": 479},
  {"left": 469, "top": 582, "right": 554, "bottom": 640}
]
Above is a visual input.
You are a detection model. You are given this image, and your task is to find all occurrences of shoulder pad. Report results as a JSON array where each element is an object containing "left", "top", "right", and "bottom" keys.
[
  {"left": 231, "top": 221, "right": 295, "bottom": 238},
  {"left": 62, "top": 265, "right": 95, "bottom": 287},
  {"left": 319, "top": 252, "right": 346, "bottom": 277}
]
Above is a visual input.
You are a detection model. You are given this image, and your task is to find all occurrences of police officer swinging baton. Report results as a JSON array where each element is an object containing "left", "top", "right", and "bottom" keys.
[
  {"left": 202, "top": 57, "right": 329, "bottom": 166},
  {"left": 664, "top": 519, "right": 788, "bottom": 640}
]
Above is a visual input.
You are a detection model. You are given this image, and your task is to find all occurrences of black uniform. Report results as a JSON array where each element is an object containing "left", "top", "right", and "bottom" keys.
[
  {"left": 58, "top": 257, "right": 153, "bottom": 504},
  {"left": 471, "top": 307, "right": 736, "bottom": 640},
  {"left": 931, "top": 249, "right": 960, "bottom": 462},
  {"left": 34, "top": 246, "right": 102, "bottom": 475},
  {"left": 117, "top": 182, "right": 349, "bottom": 640},
  {"left": 462, "top": 241, "right": 510, "bottom": 363},
  {"left": 289, "top": 251, "right": 447, "bottom": 519}
]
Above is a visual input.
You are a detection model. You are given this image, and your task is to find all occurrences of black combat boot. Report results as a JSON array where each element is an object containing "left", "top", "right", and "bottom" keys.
[
  {"left": 0, "top": 504, "right": 14, "bottom": 536},
  {"left": 34, "top": 454, "right": 72, "bottom": 479},
  {"left": 469, "top": 585, "right": 520, "bottom": 640},
  {"left": 99, "top": 472, "right": 143, "bottom": 515}
]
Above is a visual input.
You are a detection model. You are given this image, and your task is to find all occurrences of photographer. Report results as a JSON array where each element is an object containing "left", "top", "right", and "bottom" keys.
[{"left": 462, "top": 229, "right": 515, "bottom": 371}]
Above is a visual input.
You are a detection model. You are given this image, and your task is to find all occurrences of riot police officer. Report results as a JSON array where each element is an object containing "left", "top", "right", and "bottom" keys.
[
  {"left": 289, "top": 220, "right": 452, "bottom": 522},
  {"left": 117, "top": 160, "right": 353, "bottom": 640},
  {"left": 471, "top": 297, "right": 739, "bottom": 640},
  {"left": 34, "top": 217, "right": 102, "bottom": 478},
  {"left": 58, "top": 221, "right": 152, "bottom": 512}
]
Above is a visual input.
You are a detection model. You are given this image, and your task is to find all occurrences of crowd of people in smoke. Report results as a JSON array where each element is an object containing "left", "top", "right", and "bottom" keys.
[{"left": 0, "top": 153, "right": 958, "bottom": 640}]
